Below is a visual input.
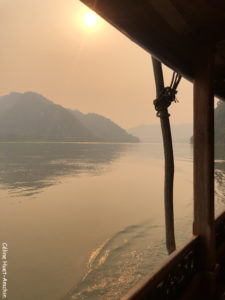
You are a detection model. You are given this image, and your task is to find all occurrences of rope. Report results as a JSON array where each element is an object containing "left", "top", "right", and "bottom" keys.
[{"left": 154, "top": 71, "right": 182, "bottom": 118}]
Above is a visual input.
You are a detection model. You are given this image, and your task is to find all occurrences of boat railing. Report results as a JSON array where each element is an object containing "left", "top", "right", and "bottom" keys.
[
  {"left": 215, "top": 210, "right": 225, "bottom": 263},
  {"left": 121, "top": 210, "right": 225, "bottom": 300}
]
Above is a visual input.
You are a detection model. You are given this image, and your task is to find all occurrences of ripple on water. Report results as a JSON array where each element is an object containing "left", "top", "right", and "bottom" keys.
[{"left": 62, "top": 220, "right": 168, "bottom": 300}]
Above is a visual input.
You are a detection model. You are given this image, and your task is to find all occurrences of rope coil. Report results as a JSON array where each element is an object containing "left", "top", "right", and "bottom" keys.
[{"left": 154, "top": 72, "right": 181, "bottom": 118}]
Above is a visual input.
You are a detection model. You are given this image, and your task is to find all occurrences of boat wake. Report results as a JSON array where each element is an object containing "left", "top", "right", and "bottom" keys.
[{"left": 62, "top": 220, "right": 167, "bottom": 300}]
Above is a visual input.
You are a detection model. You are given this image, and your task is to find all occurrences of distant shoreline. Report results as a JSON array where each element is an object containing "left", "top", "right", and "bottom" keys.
[{"left": 0, "top": 138, "right": 140, "bottom": 144}]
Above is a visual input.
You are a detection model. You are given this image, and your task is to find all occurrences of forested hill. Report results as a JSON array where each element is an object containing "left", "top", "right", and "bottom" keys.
[
  {"left": 72, "top": 110, "right": 139, "bottom": 143},
  {"left": 0, "top": 92, "right": 139, "bottom": 143},
  {"left": 215, "top": 100, "right": 225, "bottom": 145}
]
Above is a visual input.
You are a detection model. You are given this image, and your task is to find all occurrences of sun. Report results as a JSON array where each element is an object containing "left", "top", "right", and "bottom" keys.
[{"left": 83, "top": 11, "right": 98, "bottom": 27}]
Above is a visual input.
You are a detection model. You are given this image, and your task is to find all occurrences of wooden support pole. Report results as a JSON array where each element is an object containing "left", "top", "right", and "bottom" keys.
[
  {"left": 193, "top": 47, "right": 216, "bottom": 272},
  {"left": 151, "top": 57, "right": 164, "bottom": 96},
  {"left": 152, "top": 57, "right": 176, "bottom": 254}
]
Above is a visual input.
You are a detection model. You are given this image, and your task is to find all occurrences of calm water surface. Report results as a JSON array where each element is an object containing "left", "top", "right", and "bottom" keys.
[{"left": 0, "top": 142, "right": 224, "bottom": 300}]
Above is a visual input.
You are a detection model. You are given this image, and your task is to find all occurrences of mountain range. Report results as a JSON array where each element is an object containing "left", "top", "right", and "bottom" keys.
[{"left": 0, "top": 92, "right": 139, "bottom": 142}]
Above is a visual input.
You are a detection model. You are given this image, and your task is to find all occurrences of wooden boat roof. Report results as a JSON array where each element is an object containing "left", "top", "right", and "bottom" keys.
[{"left": 80, "top": 0, "right": 225, "bottom": 101}]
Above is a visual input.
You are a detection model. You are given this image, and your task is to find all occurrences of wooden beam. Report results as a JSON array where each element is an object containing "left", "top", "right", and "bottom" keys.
[{"left": 193, "top": 47, "right": 216, "bottom": 271}]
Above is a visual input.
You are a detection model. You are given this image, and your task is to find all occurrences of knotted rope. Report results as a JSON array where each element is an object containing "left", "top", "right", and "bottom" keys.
[{"left": 154, "top": 72, "right": 181, "bottom": 117}]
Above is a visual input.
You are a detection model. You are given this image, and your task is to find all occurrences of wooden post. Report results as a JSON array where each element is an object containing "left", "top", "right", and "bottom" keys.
[{"left": 193, "top": 47, "right": 216, "bottom": 278}]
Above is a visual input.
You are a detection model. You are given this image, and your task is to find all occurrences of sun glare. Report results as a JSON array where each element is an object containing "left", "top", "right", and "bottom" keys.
[{"left": 83, "top": 11, "right": 98, "bottom": 27}]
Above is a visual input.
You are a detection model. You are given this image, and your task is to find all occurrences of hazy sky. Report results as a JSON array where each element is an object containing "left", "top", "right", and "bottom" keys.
[{"left": 0, "top": 0, "right": 194, "bottom": 128}]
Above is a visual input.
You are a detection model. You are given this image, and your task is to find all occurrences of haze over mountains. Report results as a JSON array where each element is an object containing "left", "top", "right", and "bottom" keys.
[
  {"left": 71, "top": 110, "right": 139, "bottom": 143},
  {"left": 0, "top": 91, "right": 204, "bottom": 143},
  {"left": 128, "top": 123, "right": 193, "bottom": 142},
  {"left": 129, "top": 100, "right": 225, "bottom": 144},
  {"left": 0, "top": 92, "right": 139, "bottom": 142}
]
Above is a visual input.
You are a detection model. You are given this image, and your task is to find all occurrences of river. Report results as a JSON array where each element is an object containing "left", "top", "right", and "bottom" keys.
[{"left": 0, "top": 142, "right": 224, "bottom": 300}]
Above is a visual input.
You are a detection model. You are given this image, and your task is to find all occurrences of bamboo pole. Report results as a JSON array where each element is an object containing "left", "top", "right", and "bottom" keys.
[{"left": 151, "top": 57, "right": 176, "bottom": 254}]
